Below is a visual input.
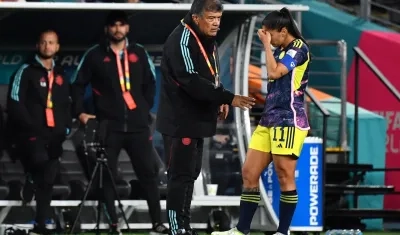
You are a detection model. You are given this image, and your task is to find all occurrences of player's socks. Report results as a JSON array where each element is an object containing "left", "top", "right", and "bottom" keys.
[
  {"left": 277, "top": 190, "right": 298, "bottom": 235},
  {"left": 236, "top": 191, "right": 261, "bottom": 234}
]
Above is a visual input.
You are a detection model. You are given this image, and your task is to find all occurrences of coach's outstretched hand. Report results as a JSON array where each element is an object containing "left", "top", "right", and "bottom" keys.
[
  {"left": 231, "top": 95, "right": 256, "bottom": 110},
  {"left": 79, "top": 113, "right": 96, "bottom": 125}
]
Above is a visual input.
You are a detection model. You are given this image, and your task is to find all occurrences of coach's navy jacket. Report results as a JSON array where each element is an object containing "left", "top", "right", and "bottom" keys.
[{"left": 156, "top": 13, "right": 235, "bottom": 138}]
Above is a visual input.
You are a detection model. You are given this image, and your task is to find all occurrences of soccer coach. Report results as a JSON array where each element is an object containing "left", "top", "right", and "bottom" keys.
[{"left": 156, "top": 0, "right": 255, "bottom": 234}]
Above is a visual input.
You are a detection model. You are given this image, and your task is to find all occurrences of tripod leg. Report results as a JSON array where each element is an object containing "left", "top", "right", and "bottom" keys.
[
  {"left": 96, "top": 200, "right": 102, "bottom": 235},
  {"left": 96, "top": 161, "right": 103, "bottom": 235},
  {"left": 104, "top": 162, "right": 130, "bottom": 231},
  {"left": 70, "top": 162, "right": 100, "bottom": 234}
]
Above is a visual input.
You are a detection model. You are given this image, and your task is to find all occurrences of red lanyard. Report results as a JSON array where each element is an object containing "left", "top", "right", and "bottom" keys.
[
  {"left": 113, "top": 48, "right": 136, "bottom": 110},
  {"left": 45, "top": 70, "right": 55, "bottom": 127},
  {"left": 46, "top": 70, "right": 54, "bottom": 108},
  {"left": 182, "top": 20, "right": 220, "bottom": 87},
  {"left": 113, "top": 48, "right": 131, "bottom": 92}
]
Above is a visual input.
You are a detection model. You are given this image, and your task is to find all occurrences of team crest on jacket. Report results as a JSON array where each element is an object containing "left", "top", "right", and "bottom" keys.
[
  {"left": 182, "top": 138, "right": 191, "bottom": 146},
  {"left": 128, "top": 53, "right": 138, "bottom": 63},
  {"left": 103, "top": 56, "right": 111, "bottom": 62},
  {"left": 40, "top": 77, "right": 46, "bottom": 87},
  {"left": 56, "top": 75, "right": 63, "bottom": 86}
]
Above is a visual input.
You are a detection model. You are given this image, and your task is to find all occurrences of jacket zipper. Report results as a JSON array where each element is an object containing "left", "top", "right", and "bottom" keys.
[{"left": 124, "top": 105, "right": 128, "bottom": 132}]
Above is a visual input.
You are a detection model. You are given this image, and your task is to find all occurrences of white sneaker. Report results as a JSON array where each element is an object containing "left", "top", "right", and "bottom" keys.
[
  {"left": 109, "top": 224, "right": 122, "bottom": 235},
  {"left": 211, "top": 228, "right": 245, "bottom": 235},
  {"left": 272, "top": 233, "right": 285, "bottom": 235}
]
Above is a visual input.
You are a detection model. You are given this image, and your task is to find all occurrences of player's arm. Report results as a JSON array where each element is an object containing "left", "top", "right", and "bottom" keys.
[
  {"left": 264, "top": 41, "right": 307, "bottom": 80},
  {"left": 7, "top": 65, "right": 37, "bottom": 133},
  {"left": 167, "top": 38, "right": 235, "bottom": 106}
]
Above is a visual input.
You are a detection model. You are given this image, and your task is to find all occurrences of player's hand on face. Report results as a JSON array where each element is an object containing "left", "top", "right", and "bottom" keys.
[
  {"left": 231, "top": 95, "right": 256, "bottom": 110},
  {"left": 218, "top": 104, "right": 229, "bottom": 120},
  {"left": 257, "top": 29, "right": 271, "bottom": 45}
]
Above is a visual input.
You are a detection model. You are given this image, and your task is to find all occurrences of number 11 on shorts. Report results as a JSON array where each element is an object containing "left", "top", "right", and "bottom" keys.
[{"left": 272, "top": 127, "right": 285, "bottom": 142}]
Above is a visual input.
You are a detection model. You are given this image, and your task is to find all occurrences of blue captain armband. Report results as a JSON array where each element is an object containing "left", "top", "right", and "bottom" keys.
[
  {"left": 280, "top": 49, "right": 298, "bottom": 70},
  {"left": 66, "top": 128, "right": 70, "bottom": 135}
]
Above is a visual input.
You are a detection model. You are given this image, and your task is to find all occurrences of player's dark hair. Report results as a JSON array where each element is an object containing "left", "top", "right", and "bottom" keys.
[
  {"left": 190, "top": 0, "right": 223, "bottom": 16},
  {"left": 262, "top": 7, "right": 308, "bottom": 47}
]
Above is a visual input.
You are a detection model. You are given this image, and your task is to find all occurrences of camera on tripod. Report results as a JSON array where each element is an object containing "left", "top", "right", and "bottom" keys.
[
  {"left": 81, "top": 119, "right": 107, "bottom": 160},
  {"left": 70, "top": 119, "right": 130, "bottom": 235}
]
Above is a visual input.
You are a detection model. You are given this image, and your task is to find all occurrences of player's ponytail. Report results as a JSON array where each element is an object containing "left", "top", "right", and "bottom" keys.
[
  {"left": 261, "top": 7, "right": 309, "bottom": 47},
  {"left": 279, "top": 7, "right": 309, "bottom": 47}
]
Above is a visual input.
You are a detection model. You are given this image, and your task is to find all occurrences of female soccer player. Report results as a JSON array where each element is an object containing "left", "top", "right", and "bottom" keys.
[{"left": 212, "top": 7, "right": 311, "bottom": 235}]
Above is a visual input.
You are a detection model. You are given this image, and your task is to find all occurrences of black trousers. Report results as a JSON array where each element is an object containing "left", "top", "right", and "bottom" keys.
[
  {"left": 162, "top": 135, "right": 203, "bottom": 232},
  {"left": 20, "top": 137, "right": 63, "bottom": 229},
  {"left": 102, "top": 130, "right": 161, "bottom": 225}
]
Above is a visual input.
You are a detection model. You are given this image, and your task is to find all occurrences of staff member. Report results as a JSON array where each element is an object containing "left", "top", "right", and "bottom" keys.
[
  {"left": 157, "top": 0, "right": 255, "bottom": 233},
  {"left": 7, "top": 30, "right": 71, "bottom": 235},
  {"left": 71, "top": 11, "right": 168, "bottom": 235}
]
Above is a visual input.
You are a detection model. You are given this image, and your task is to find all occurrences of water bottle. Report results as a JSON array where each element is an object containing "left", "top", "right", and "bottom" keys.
[
  {"left": 355, "top": 229, "right": 363, "bottom": 235},
  {"left": 338, "top": 229, "right": 362, "bottom": 235},
  {"left": 325, "top": 230, "right": 337, "bottom": 235},
  {"left": 326, "top": 229, "right": 362, "bottom": 235},
  {"left": 331, "top": 229, "right": 340, "bottom": 235},
  {"left": 325, "top": 230, "right": 332, "bottom": 235}
]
